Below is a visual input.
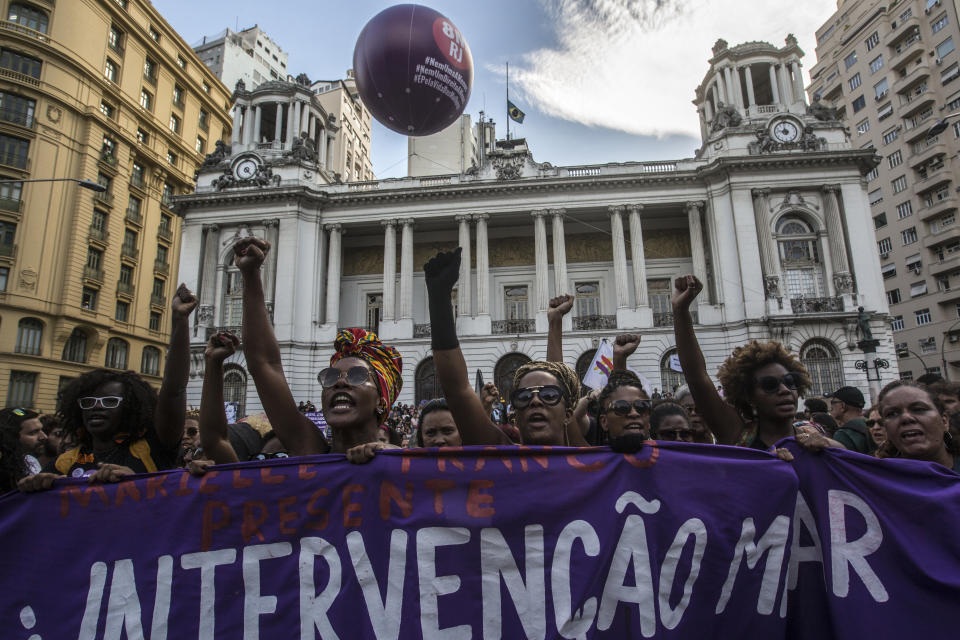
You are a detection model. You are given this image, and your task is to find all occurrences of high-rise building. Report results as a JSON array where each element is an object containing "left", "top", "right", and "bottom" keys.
[
  {"left": 176, "top": 36, "right": 894, "bottom": 413},
  {"left": 311, "top": 72, "right": 374, "bottom": 182},
  {"left": 808, "top": 0, "right": 960, "bottom": 381},
  {"left": 0, "top": 0, "right": 232, "bottom": 411},
  {"left": 408, "top": 114, "right": 481, "bottom": 177},
  {"left": 192, "top": 25, "right": 288, "bottom": 92}
]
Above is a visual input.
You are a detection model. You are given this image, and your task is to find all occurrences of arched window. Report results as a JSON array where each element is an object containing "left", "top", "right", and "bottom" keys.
[
  {"left": 801, "top": 340, "right": 844, "bottom": 397},
  {"left": 576, "top": 349, "right": 596, "bottom": 387},
  {"left": 494, "top": 352, "right": 532, "bottom": 405},
  {"left": 660, "top": 349, "right": 686, "bottom": 395},
  {"left": 415, "top": 357, "right": 441, "bottom": 405},
  {"left": 222, "top": 267, "right": 243, "bottom": 328},
  {"left": 15, "top": 317, "right": 42, "bottom": 355},
  {"left": 105, "top": 338, "right": 128, "bottom": 369},
  {"left": 8, "top": 3, "right": 49, "bottom": 33},
  {"left": 141, "top": 346, "right": 161, "bottom": 376},
  {"left": 776, "top": 216, "right": 825, "bottom": 298},
  {"left": 62, "top": 328, "right": 88, "bottom": 362},
  {"left": 223, "top": 365, "right": 247, "bottom": 418}
]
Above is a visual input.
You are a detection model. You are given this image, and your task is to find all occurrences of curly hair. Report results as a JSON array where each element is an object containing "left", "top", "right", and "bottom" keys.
[
  {"left": 57, "top": 370, "right": 158, "bottom": 449},
  {"left": 598, "top": 370, "right": 648, "bottom": 411},
  {"left": 875, "top": 380, "right": 960, "bottom": 459},
  {"left": 514, "top": 361, "right": 580, "bottom": 406},
  {"left": 0, "top": 408, "right": 38, "bottom": 491},
  {"left": 416, "top": 398, "right": 450, "bottom": 447},
  {"left": 650, "top": 402, "right": 689, "bottom": 435},
  {"left": 716, "top": 341, "right": 810, "bottom": 416}
]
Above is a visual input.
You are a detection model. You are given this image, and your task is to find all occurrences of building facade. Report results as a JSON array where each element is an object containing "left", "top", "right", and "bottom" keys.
[
  {"left": 808, "top": 0, "right": 960, "bottom": 380},
  {"left": 311, "top": 72, "right": 374, "bottom": 182},
  {"left": 408, "top": 114, "right": 482, "bottom": 177},
  {"left": 192, "top": 25, "right": 288, "bottom": 92},
  {"left": 175, "top": 37, "right": 895, "bottom": 416},
  {"left": 0, "top": 0, "right": 232, "bottom": 411}
]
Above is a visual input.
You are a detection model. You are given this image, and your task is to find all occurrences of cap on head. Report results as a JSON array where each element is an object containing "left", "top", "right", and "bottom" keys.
[{"left": 826, "top": 386, "right": 865, "bottom": 409}]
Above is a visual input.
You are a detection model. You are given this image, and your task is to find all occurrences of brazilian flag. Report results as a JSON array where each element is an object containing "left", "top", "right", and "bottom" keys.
[{"left": 508, "top": 100, "right": 525, "bottom": 123}]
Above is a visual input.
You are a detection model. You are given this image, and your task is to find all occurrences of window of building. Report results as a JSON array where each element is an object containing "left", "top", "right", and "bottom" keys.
[
  {"left": 916, "top": 308, "right": 932, "bottom": 326},
  {"left": 166, "top": 150, "right": 177, "bottom": 166},
  {"left": 865, "top": 31, "right": 880, "bottom": 51},
  {"left": 902, "top": 227, "right": 918, "bottom": 245},
  {"left": 95, "top": 171, "right": 112, "bottom": 194},
  {"left": 169, "top": 113, "right": 180, "bottom": 134},
  {"left": 115, "top": 300, "right": 129, "bottom": 322},
  {"left": 152, "top": 277, "right": 165, "bottom": 298},
  {"left": 504, "top": 285, "right": 529, "bottom": 320},
  {"left": 81, "top": 287, "right": 98, "bottom": 311},
  {"left": 156, "top": 244, "right": 168, "bottom": 266},
  {"left": 887, "top": 288, "right": 902, "bottom": 304},
  {"left": 910, "top": 280, "right": 928, "bottom": 297},
  {"left": 869, "top": 188, "right": 883, "bottom": 205},
  {"left": 139, "top": 89, "right": 152, "bottom": 111},
  {"left": 159, "top": 214, "right": 171, "bottom": 235},
  {"left": 176, "top": 55, "right": 187, "bottom": 70},
  {"left": 136, "top": 127, "right": 149, "bottom": 145},
  {"left": 660, "top": 349, "right": 687, "bottom": 394},
  {"left": 127, "top": 196, "right": 142, "bottom": 223},
  {"left": 897, "top": 201, "right": 914, "bottom": 219},
  {"left": 62, "top": 328, "right": 87, "bottom": 363},
  {"left": 1, "top": 48, "right": 41, "bottom": 78},
  {"left": 0, "top": 266, "right": 8, "bottom": 291},
  {"left": 172, "top": 84, "right": 184, "bottom": 107},
  {"left": 119, "top": 263, "right": 133, "bottom": 287},
  {"left": 101, "top": 135, "right": 116, "bottom": 161},
  {"left": 942, "top": 62, "right": 960, "bottom": 84},
  {"left": 202, "top": 81, "right": 210, "bottom": 94},
  {"left": 86, "top": 247, "right": 102, "bottom": 271},
  {"left": 892, "top": 315, "right": 905, "bottom": 331},
  {"left": 874, "top": 78, "right": 888, "bottom": 99},
  {"left": 6, "top": 371, "right": 36, "bottom": 407},
  {"left": 0, "top": 91, "right": 35, "bottom": 128},
  {"left": 148, "top": 26, "right": 160, "bottom": 42},
  {"left": 91, "top": 210, "right": 107, "bottom": 235},
  {"left": 856, "top": 118, "right": 870, "bottom": 135},
  {"left": 906, "top": 253, "right": 922, "bottom": 272},
  {"left": 900, "top": 369, "right": 914, "bottom": 380},
  {"left": 0, "top": 134, "right": 29, "bottom": 169},
  {"left": 8, "top": 3, "right": 48, "bottom": 33},
  {"left": 845, "top": 51, "right": 858, "bottom": 68},
  {"left": 777, "top": 217, "right": 825, "bottom": 298},
  {"left": 0, "top": 219, "right": 16, "bottom": 251},
  {"left": 143, "top": 57, "right": 157, "bottom": 83},
  {"left": 162, "top": 183, "right": 173, "bottom": 206},
  {"left": 140, "top": 346, "right": 161, "bottom": 376},
  {"left": 865, "top": 166, "right": 879, "bottom": 181},
  {"left": 874, "top": 213, "right": 887, "bottom": 229},
  {"left": 130, "top": 162, "right": 145, "bottom": 188},
  {"left": 223, "top": 365, "right": 247, "bottom": 417},
  {"left": 574, "top": 282, "right": 601, "bottom": 317},
  {"left": 852, "top": 95, "right": 866, "bottom": 112},
  {"left": 15, "top": 317, "right": 42, "bottom": 355},
  {"left": 849, "top": 73, "right": 862, "bottom": 91},
  {"left": 936, "top": 37, "right": 955, "bottom": 59},
  {"left": 801, "top": 340, "right": 845, "bottom": 397},
  {"left": 0, "top": 178, "right": 20, "bottom": 209},
  {"left": 892, "top": 175, "right": 908, "bottom": 193},
  {"left": 99, "top": 100, "right": 114, "bottom": 120},
  {"left": 920, "top": 336, "right": 937, "bottom": 354},
  {"left": 879, "top": 237, "right": 893, "bottom": 254},
  {"left": 932, "top": 13, "right": 949, "bottom": 34},
  {"left": 198, "top": 109, "right": 209, "bottom": 132},
  {"left": 104, "top": 58, "right": 119, "bottom": 83},
  {"left": 365, "top": 292, "right": 382, "bottom": 333},
  {"left": 882, "top": 128, "right": 899, "bottom": 145},
  {"left": 108, "top": 25, "right": 123, "bottom": 52},
  {"left": 105, "top": 338, "right": 128, "bottom": 369},
  {"left": 195, "top": 136, "right": 205, "bottom": 154},
  {"left": 223, "top": 268, "right": 243, "bottom": 325},
  {"left": 888, "top": 150, "right": 902, "bottom": 169},
  {"left": 122, "top": 229, "right": 137, "bottom": 260},
  {"left": 149, "top": 311, "right": 161, "bottom": 331}
]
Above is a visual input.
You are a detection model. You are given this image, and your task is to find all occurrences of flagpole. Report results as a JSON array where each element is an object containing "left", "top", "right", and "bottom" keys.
[{"left": 506, "top": 61, "right": 510, "bottom": 141}]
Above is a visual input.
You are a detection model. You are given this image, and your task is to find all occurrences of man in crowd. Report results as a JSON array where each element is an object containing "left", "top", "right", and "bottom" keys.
[{"left": 826, "top": 386, "right": 875, "bottom": 455}]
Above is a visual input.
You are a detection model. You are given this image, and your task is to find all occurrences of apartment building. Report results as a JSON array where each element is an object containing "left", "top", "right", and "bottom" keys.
[
  {"left": 193, "top": 25, "right": 288, "bottom": 92},
  {"left": 0, "top": 0, "right": 231, "bottom": 411},
  {"left": 808, "top": 0, "right": 960, "bottom": 380}
]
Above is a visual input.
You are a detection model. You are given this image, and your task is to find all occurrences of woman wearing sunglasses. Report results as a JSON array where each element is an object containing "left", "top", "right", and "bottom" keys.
[
  {"left": 597, "top": 371, "right": 653, "bottom": 444},
  {"left": 424, "top": 248, "right": 578, "bottom": 446},
  {"left": 673, "top": 275, "right": 812, "bottom": 449}
]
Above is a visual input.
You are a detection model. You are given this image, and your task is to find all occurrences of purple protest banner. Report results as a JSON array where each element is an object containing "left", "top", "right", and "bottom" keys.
[{"left": 780, "top": 441, "right": 960, "bottom": 639}]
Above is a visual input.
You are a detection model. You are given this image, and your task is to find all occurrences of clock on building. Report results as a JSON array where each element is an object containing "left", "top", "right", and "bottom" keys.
[
  {"left": 769, "top": 117, "right": 801, "bottom": 143},
  {"left": 231, "top": 153, "right": 263, "bottom": 181}
]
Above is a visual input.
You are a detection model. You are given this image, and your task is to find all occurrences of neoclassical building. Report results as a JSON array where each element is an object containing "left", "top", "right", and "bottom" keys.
[{"left": 175, "top": 36, "right": 896, "bottom": 415}]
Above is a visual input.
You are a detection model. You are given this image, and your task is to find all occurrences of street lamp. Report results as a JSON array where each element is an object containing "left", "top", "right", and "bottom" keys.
[
  {"left": 897, "top": 346, "right": 932, "bottom": 373},
  {"left": 0, "top": 177, "right": 106, "bottom": 192},
  {"left": 927, "top": 111, "right": 960, "bottom": 138}
]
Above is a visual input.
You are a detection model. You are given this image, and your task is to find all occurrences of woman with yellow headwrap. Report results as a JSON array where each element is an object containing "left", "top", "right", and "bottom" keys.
[{"left": 233, "top": 237, "right": 402, "bottom": 458}]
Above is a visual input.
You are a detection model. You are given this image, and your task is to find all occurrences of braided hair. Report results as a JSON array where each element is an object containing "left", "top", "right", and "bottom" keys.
[
  {"left": 58, "top": 370, "right": 158, "bottom": 449},
  {"left": 514, "top": 361, "right": 580, "bottom": 406}
]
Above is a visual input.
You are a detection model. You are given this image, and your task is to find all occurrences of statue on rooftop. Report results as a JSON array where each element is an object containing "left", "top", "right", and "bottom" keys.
[
  {"left": 807, "top": 95, "right": 838, "bottom": 122},
  {"left": 711, "top": 101, "right": 742, "bottom": 132}
]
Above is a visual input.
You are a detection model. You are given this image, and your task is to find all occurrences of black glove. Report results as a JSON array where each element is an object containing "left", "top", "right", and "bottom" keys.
[{"left": 424, "top": 248, "right": 461, "bottom": 350}]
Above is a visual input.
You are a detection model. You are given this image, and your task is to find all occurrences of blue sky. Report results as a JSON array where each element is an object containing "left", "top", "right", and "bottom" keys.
[{"left": 154, "top": 0, "right": 837, "bottom": 178}]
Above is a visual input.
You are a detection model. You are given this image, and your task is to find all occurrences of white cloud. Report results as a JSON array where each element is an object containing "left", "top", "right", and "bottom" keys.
[{"left": 501, "top": 0, "right": 837, "bottom": 138}]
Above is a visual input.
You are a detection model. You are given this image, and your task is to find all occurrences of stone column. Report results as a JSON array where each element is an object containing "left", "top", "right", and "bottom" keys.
[
  {"left": 822, "top": 184, "right": 853, "bottom": 296},
  {"left": 609, "top": 205, "right": 630, "bottom": 310},
  {"left": 262, "top": 220, "right": 280, "bottom": 317},
  {"left": 710, "top": 84, "right": 720, "bottom": 116},
  {"left": 286, "top": 100, "right": 297, "bottom": 148},
  {"left": 231, "top": 107, "right": 241, "bottom": 146},
  {"left": 532, "top": 210, "right": 549, "bottom": 314},
  {"left": 399, "top": 219, "right": 414, "bottom": 322},
  {"left": 550, "top": 209, "right": 568, "bottom": 296},
  {"left": 687, "top": 201, "right": 708, "bottom": 291},
  {"left": 704, "top": 99, "right": 714, "bottom": 121},
  {"left": 309, "top": 113, "right": 316, "bottom": 139},
  {"left": 198, "top": 224, "right": 220, "bottom": 331},
  {"left": 381, "top": 220, "right": 397, "bottom": 322},
  {"left": 715, "top": 71, "right": 727, "bottom": 104},
  {"left": 456, "top": 214, "right": 472, "bottom": 317},
  {"left": 628, "top": 205, "right": 648, "bottom": 307},
  {"left": 252, "top": 105, "right": 262, "bottom": 144},
  {"left": 474, "top": 213, "right": 490, "bottom": 317},
  {"left": 300, "top": 102, "right": 310, "bottom": 136},
  {"left": 751, "top": 189, "right": 782, "bottom": 304},
  {"left": 729, "top": 66, "right": 743, "bottom": 109},
  {"left": 778, "top": 64, "right": 793, "bottom": 104},
  {"left": 242, "top": 107, "right": 253, "bottom": 146},
  {"left": 273, "top": 103, "right": 283, "bottom": 143},
  {"left": 791, "top": 61, "right": 805, "bottom": 105},
  {"left": 769, "top": 64, "right": 781, "bottom": 105},
  {"left": 324, "top": 224, "right": 343, "bottom": 327},
  {"left": 744, "top": 65, "right": 756, "bottom": 108}
]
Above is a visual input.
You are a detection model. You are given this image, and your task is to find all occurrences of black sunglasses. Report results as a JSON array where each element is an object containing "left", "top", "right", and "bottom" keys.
[
  {"left": 511, "top": 385, "right": 563, "bottom": 409},
  {"left": 317, "top": 366, "right": 371, "bottom": 388},
  {"left": 754, "top": 373, "right": 801, "bottom": 393},
  {"left": 605, "top": 399, "right": 652, "bottom": 416},
  {"left": 250, "top": 452, "right": 289, "bottom": 461}
]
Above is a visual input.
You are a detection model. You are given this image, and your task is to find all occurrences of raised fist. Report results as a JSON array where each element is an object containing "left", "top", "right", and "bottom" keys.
[
  {"left": 671, "top": 275, "right": 703, "bottom": 310},
  {"left": 614, "top": 333, "right": 641, "bottom": 360},
  {"left": 172, "top": 283, "right": 198, "bottom": 319},
  {"left": 205, "top": 331, "right": 239, "bottom": 363},
  {"left": 423, "top": 247, "right": 461, "bottom": 297},
  {"left": 233, "top": 237, "right": 271, "bottom": 274},
  {"left": 548, "top": 294, "right": 575, "bottom": 322}
]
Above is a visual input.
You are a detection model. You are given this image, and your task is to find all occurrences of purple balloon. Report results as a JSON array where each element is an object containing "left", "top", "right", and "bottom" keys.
[{"left": 353, "top": 4, "right": 474, "bottom": 136}]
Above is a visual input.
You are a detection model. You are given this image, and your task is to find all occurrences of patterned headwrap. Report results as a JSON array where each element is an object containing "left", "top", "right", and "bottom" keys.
[
  {"left": 330, "top": 328, "right": 403, "bottom": 407},
  {"left": 513, "top": 360, "right": 581, "bottom": 406}
]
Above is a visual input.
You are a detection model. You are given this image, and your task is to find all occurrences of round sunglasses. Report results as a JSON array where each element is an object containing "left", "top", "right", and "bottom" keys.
[
  {"left": 317, "top": 366, "right": 372, "bottom": 388},
  {"left": 511, "top": 385, "right": 563, "bottom": 409}
]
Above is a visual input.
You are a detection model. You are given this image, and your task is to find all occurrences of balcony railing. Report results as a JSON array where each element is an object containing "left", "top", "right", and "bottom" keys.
[
  {"left": 414, "top": 323, "right": 431, "bottom": 337},
  {"left": 121, "top": 244, "right": 138, "bottom": 260},
  {"left": 0, "top": 196, "right": 21, "bottom": 213},
  {"left": 573, "top": 315, "right": 617, "bottom": 330},
  {"left": 87, "top": 226, "right": 108, "bottom": 243},
  {"left": 129, "top": 174, "right": 145, "bottom": 190},
  {"left": 0, "top": 241, "right": 15, "bottom": 258},
  {"left": 0, "top": 151, "right": 27, "bottom": 169},
  {"left": 83, "top": 265, "right": 103, "bottom": 282},
  {"left": 655, "top": 310, "right": 698, "bottom": 327},
  {"left": 99, "top": 152, "right": 117, "bottom": 167},
  {"left": 154, "top": 259, "right": 169, "bottom": 274},
  {"left": 0, "top": 107, "right": 33, "bottom": 128},
  {"left": 0, "top": 66, "right": 39, "bottom": 87},
  {"left": 125, "top": 209, "right": 142, "bottom": 225},
  {"left": 117, "top": 281, "right": 134, "bottom": 296},
  {"left": 790, "top": 296, "right": 844, "bottom": 314},
  {"left": 93, "top": 191, "right": 113, "bottom": 206},
  {"left": 492, "top": 319, "right": 535, "bottom": 334},
  {"left": 150, "top": 293, "right": 166, "bottom": 307},
  {"left": 158, "top": 226, "right": 172, "bottom": 241},
  {"left": 0, "top": 20, "right": 49, "bottom": 43}
]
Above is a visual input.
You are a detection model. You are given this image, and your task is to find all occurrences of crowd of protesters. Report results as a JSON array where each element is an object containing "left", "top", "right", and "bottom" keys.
[{"left": 2, "top": 239, "right": 958, "bottom": 494}]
